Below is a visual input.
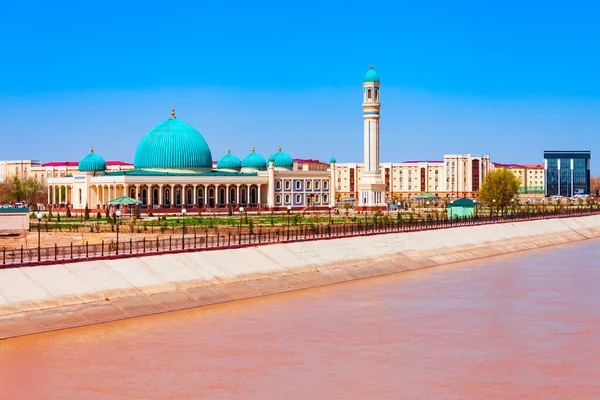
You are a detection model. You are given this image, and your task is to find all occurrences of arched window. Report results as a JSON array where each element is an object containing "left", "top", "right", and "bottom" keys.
[
  {"left": 79, "top": 189, "right": 82, "bottom": 204},
  {"left": 323, "top": 180, "right": 329, "bottom": 190},
  {"left": 323, "top": 194, "right": 329, "bottom": 203},
  {"left": 314, "top": 180, "right": 320, "bottom": 190},
  {"left": 306, "top": 180, "right": 312, "bottom": 190},
  {"left": 275, "top": 180, "right": 282, "bottom": 190},
  {"left": 276, "top": 194, "right": 281, "bottom": 204},
  {"left": 295, "top": 180, "right": 301, "bottom": 190},
  {"left": 367, "top": 89, "right": 372, "bottom": 99},
  {"left": 296, "top": 194, "right": 301, "bottom": 203},
  {"left": 314, "top": 194, "right": 320, "bottom": 204},
  {"left": 284, "top": 180, "right": 291, "bottom": 190},
  {"left": 285, "top": 194, "right": 291, "bottom": 204},
  {"left": 375, "top": 88, "right": 378, "bottom": 101}
]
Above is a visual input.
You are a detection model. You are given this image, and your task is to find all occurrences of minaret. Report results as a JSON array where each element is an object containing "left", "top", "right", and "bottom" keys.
[{"left": 358, "top": 65, "right": 386, "bottom": 209}]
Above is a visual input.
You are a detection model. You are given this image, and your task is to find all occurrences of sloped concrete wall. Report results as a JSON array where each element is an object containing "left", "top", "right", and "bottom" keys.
[{"left": 1, "top": 215, "right": 600, "bottom": 339}]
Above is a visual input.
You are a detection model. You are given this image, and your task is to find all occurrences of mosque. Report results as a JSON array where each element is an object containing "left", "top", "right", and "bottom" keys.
[{"left": 47, "top": 66, "right": 386, "bottom": 213}]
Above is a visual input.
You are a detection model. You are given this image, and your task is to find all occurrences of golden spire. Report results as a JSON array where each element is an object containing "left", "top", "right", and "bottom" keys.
[
  {"left": 252, "top": 146, "right": 255, "bottom": 152},
  {"left": 227, "top": 148, "right": 231, "bottom": 154},
  {"left": 171, "top": 105, "right": 176, "bottom": 119},
  {"left": 278, "top": 146, "right": 282, "bottom": 152},
  {"left": 370, "top": 64, "right": 373, "bottom": 70},
  {"left": 90, "top": 146, "right": 94, "bottom": 153}
]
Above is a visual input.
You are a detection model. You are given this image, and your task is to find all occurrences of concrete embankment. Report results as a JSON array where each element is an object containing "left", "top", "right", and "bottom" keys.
[{"left": 2, "top": 215, "right": 600, "bottom": 339}]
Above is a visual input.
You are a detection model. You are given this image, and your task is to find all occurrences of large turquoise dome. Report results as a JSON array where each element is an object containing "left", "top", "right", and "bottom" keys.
[
  {"left": 134, "top": 112, "right": 212, "bottom": 170},
  {"left": 216, "top": 149, "right": 241, "bottom": 170},
  {"left": 272, "top": 147, "right": 293, "bottom": 169},
  {"left": 363, "top": 65, "right": 379, "bottom": 83},
  {"left": 241, "top": 147, "right": 266, "bottom": 169},
  {"left": 79, "top": 148, "right": 106, "bottom": 172}
]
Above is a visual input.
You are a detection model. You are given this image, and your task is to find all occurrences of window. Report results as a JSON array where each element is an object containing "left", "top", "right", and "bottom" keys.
[
  {"left": 296, "top": 194, "right": 301, "bottom": 203},
  {"left": 285, "top": 194, "right": 291, "bottom": 204},
  {"left": 276, "top": 194, "right": 281, "bottom": 204},
  {"left": 284, "top": 180, "right": 291, "bottom": 190},
  {"left": 314, "top": 180, "right": 320, "bottom": 190},
  {"left": 323, "top": 194, "right": 329, "bottom": 203},
  {"left": 275, "top": 180, "right": 281, "bottom": 190},
  {"left": 314, "top": 194, "right": 320, "bottom": 203},
  {"left": 306, "top": 180, "right": 312, "bottom": 189},
  {"left": 367, "top": 88, "right": 372, "bottom": 99},
  {"left": 323, "top": 181, "right": 329, "bottom": 190},
  {"left": 295, "top": 180, "right": 301, "bottom": 190}
]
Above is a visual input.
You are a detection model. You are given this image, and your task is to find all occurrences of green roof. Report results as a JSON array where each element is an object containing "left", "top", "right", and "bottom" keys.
[
  {"left": 272, "top": 147, "right": 293, "bottom": 169},
  {"left": 104, "top": 170, "right": 257, "bottom": 177},
  {"left": 109, "top": 196, "right": 142, "bottom": 205},
  {"left": 216, "top": 150, "right": 241, "bottom": 170},
  {"left": 448, "top": 198, "right": 480, "bottom": 207},
  {"left": 133, "top": 113, "right": 213, "bottom": 170},
  {"left": 79, "top": 148, "right": 106, "bottom": 172},
  {"left": 241, "top": 148, "right": 266, "bottom": 169},
  {"left": 363, "top": 65, "right": 380, "bottom": 83},
  {"left": 330, "top": 156, "right": 336, "bottom": 163}
]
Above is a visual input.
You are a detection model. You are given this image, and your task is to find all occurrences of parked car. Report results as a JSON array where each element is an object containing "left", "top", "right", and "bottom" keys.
[{"left": 0, "top": 204, "right": 13, "bottom": 209}]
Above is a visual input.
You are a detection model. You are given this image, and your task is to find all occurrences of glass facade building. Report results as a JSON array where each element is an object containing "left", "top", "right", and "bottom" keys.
[{"left": 544, "top": 151, "right": 591, "bottom": 197}]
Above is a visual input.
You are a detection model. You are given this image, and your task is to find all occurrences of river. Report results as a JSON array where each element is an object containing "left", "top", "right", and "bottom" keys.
[{"left": 1, "top": 240, "right": 600, "bottom": 399}]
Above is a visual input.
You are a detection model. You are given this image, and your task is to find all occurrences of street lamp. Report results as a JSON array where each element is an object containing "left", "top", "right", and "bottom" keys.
[
  {"left": 116, "top": 209, "right": 122, "bottom": 255},
  {"left": 286, "top": 205, "right": 291, "bottom": 240},
  {"left": 492, "top": 199, "right": 496, "bottom": 218},
  {"left": 238, "top": 206, "right": 244, "bottom": 244},
  {"left": 36, "top": 211, "right": 43, "bottom": 261},
  {"left": 181, "top": 208, "right": 187, "bottom": 249}
]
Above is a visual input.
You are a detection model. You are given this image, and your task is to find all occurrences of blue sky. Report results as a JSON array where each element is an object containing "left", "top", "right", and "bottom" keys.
[{"left": 1, "top": 1, "right": 599, "bottom": 171}]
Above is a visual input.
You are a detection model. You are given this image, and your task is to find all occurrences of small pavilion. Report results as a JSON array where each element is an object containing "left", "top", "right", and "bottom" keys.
[{"left": 447, "top": 198, "right": 480, "bottom": 219}]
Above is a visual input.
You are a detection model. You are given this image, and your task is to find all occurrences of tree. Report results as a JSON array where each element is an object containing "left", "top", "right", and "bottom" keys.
[
  {"left": 84, "top": 204, "right": 90, "bottom": 220},
  {"left": 478, "top": 168, "right": 521, "bottom": 214}
]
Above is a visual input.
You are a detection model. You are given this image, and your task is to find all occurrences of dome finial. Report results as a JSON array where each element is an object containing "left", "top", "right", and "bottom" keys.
[
  {"left": 278, "top": 146, "right": 282, "bottom": 152},
  {"left": 171, "top": 105, "right": 176, "bottom": 119},
  {"left": 370, "top": 64, "right": 373, "bottom": 70},
  {"left": 90, "top": 146, "right": 94, "bottom": 153},
  {"left": 252, "top": 146, "right": 255, "bottom": 153},
  {"left": 227, "top": 148, "right": 231, "bottom": 154}
]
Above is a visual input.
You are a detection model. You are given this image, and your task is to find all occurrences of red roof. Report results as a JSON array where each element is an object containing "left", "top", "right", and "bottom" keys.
[
  {"left": 41, "top": 161, "right": 133, "bottom": 167},
  {"left": 402, "top": 160, "right": 444, "bottom": 164},
  {"left": 105, "top": 161, "right": 133, "bottom": 166},
  {"left": 493, "top": 162, "right": 543, "bottom": 169},
  {"left": 41, "top": 161, "right": 79, "bottom": 167},
  {"left": 292, "top": 158, "right": 325, "bottom": 164}
]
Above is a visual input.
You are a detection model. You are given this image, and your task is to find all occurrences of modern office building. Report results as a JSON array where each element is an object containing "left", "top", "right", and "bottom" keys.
[{"left": 544, "top": 151, "right": 591, "bottom": 197}]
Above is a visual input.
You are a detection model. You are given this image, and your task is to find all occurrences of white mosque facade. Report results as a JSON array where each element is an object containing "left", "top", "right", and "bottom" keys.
[{"left": 47, "top": 67, "right": 385, "bottom": 213}]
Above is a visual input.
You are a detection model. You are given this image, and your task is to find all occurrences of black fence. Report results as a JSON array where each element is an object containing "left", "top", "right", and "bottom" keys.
[{"left": 5, "top": 207, "right": 599, "bottom": 267}]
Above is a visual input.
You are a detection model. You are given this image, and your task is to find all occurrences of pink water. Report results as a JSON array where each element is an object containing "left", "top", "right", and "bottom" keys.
[{"left": 2, "top": 241, "right": 600, "bottom": 399}]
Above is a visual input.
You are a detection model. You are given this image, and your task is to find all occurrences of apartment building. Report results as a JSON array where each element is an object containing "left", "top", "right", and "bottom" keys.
[
  {"left": 0, "top": 160, "right": 42, "bottom": 182},
  {"left": 492, "top": 163, "right": 545, "bottom": 196},
  {"left": 334, "top": 154, "right": 491, "bottom": 201}
]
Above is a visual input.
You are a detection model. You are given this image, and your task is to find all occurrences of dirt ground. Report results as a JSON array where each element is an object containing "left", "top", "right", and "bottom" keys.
[{"left": 0, "top": 231, "right": 178, "bottom": 250}]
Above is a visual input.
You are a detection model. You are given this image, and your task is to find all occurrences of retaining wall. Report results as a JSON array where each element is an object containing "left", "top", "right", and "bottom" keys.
[{"left": 2, "top": 215, "right": 600, "bottom": 339}]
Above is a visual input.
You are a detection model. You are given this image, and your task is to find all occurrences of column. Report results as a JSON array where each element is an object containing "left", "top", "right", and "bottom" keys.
[
  {"left": 158, "top": 184, "right": 163, "bottom": 207},
  {"left": 236, "top": 185, "right": 240, "bottom": 207},
  {"left": 170, "top": 184, "right": 175, "bottom": 207},
  {"left": 47, "top": 186, "right": 51, "bottom": 205},
  {"left": 257, "top": 184, "right": 262, "bottom": 207},
  {"left": 226, "top": 184, "right": 230, "bottom": 205}
]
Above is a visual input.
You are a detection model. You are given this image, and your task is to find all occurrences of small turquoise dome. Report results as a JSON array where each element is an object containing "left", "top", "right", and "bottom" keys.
[
  {"left": 134, "top": 109, "right": 212, "bottom": 169},
  {"left": 241, "top": 147, "right": 266, "bottom": 169},
  {"left": 79, "top": 147, "right": 106, "bottom": 172},
  {"left": 267, "top": 154, "right": 275, "bottom": 163},
  {"left": 272, "top": 147, "right": 293, "bottom": 169},
  {"left": 216, "top": 149, "right": 241, "bottom": 170},
  {"left": 363, "top": 65, "right": 379, "bottom": 83},
  {"left": 330, "top": 156, "right": 336, "bottom": 163}
]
